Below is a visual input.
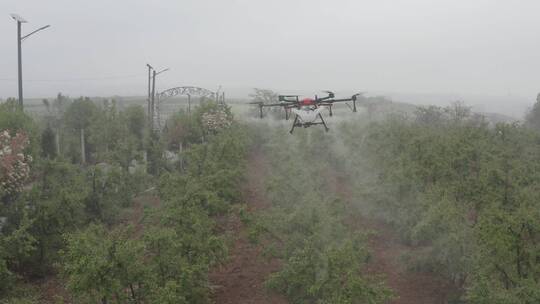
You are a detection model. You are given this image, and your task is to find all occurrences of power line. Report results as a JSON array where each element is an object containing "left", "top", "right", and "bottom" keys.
[{"left": 0, "top": 74, "right": 141, "bottom": 82}]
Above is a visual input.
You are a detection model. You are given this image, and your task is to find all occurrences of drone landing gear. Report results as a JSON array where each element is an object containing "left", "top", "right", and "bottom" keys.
[
  {"left": 289, "top": 114, "right": 329, "bottom": 134},
  {"left": 318, "top": 113, "right": 329, "bottom": 132},
  {"left": 289, "top": 115, "right": 299, "bottom": 134}
]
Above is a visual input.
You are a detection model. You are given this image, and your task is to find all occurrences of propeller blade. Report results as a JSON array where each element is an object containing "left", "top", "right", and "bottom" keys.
[{"left": 322, "top": 90, "right": 335, "bottom": 98}]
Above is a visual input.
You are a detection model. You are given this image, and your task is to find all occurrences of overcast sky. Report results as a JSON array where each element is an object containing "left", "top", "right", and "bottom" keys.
[{"left": 1, "top": 0, "right": 540, "bottom": 106}]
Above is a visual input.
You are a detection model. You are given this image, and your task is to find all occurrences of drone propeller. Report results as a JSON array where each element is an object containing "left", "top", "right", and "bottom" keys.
[
  {"left": 352, "top": 92, "right": 365, "bottom": 99},
  {"left": 322, "top": 90, "right": 335, "bottom": 98}
]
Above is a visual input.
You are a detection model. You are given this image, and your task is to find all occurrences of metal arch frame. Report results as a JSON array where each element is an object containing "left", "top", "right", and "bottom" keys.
[
  {"left": 154, "top": 86, "right": 222, "bottom": 130},
  {"left": 157, "top": 86, "right": 217, "bottom": 101}
]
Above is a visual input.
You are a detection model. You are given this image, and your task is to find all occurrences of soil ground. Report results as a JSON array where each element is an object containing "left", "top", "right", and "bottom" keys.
[
  {"left": 329, "top": 170, "right": 457, "bottom": 304},
  {"left": 209, "top": 150, "right": 287, "bottom": 304}
]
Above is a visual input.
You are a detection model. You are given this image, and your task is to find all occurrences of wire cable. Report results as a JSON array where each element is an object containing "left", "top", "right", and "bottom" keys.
[{"left": 0, "top": 74, "right": 141, "bottom": 82}]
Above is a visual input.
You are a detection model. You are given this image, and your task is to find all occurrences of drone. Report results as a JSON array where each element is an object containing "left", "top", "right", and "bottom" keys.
[{"left": 250, "top": 91, "right": 364, "bottom": 133}]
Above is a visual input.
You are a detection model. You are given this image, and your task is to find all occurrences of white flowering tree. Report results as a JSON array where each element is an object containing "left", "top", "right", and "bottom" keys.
[
  {"left": 0, "top": 131, "right": 32, "bottom": 198},
  {"left": 201, "top": 109, "right": 232, "bottom": 134}
]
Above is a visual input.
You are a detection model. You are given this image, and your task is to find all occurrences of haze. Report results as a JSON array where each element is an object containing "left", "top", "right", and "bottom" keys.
[{"left": 1, "top": 0, "right": 540, "bottom": 117}]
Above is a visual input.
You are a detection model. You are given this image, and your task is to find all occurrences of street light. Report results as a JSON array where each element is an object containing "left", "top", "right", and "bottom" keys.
[
  {"left": 155, "top": 68, "right": 169, "bottom": 76},
  {"left": 10, "top": 14, "right": 51, "bottom": 108},
  {"left": 146, "top": 64, "right": 154, "bottom": 121},
  {"left": 149, "top": 66, "right": 169, "bottom": 128}
]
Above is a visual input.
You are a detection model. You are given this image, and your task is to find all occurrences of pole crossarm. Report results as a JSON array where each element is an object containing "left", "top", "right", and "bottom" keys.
[{"left": 21, "top": 25, "right": 51, "bottom": 41}]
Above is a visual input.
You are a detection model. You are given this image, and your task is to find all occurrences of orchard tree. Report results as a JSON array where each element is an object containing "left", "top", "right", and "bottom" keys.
[
  {"left": 124, "top": 105, "right": 146, "bottom": 147},
  {"left": 62, "top": 224, "right": 144, "bottom": 304},
  {"left": 89, "top": 100, "right": 128, "bottom": 163},
  {"left": 0, "top": 131, "right": 32, "bottom": 200},
  {"left": 525, "top": 93, "right": 540, "bottom": 130},
  {"left": 41, "top": 125, "right": 56, "bottom": 159},
  {"left": 0, "top": 99, "right": 39, "bottom": 156},
  {"left": 64, "top": 97, "right": 97, "bottom": 164},
  {"left": 43, "top": 93, "right": 70, "bottom": 156}
]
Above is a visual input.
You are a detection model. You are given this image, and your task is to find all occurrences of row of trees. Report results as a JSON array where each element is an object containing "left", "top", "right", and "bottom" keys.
[
  {"left": 339, "top": 103, "right": 540, "bottom": 303},
  {"left": 245, "top": 126, "right": 393, "bottom": 304},
  {"left": 40, "top": 94, "right": 146, "bottom": 166},
  {"left": 0, "top": 96, "right": 151, "bottom": 302},
  {"left": 60, "top": 102, "right": 250, "bottom": 303}
]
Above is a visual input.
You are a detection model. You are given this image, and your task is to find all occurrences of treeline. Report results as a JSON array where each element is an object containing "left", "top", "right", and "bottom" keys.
[
  {"left": 0, "top": 96, "right": 150, "bottom": 302},
  {"left": 246, "top": 126, "right": 393, "bottom": 304},
  {"left": 0, "top": 95, "right": 248, "bottom": 303},
  {"left": 339, "top": 103, "right": 540, "bottom": 303}
]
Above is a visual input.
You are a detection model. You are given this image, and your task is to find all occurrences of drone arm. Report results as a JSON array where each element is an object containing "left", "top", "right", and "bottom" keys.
[
  {"left": 327, "top": 98, "right": 353, "bottom": 103},
  {"left": 325, "top": 98, "right": 357, "bottom": 112},
  {"left": 317, "top": 96, "right": 333, "bottom": 102},
  {"left": 279, "top": 95, "right": 299, "bottom": 103},
  {"left": 262, "top": 102, "right": 292, "bottom": 107}
]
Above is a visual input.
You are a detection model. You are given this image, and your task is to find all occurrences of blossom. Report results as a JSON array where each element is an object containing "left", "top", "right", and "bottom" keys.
[
  {"left": 201, "top": 109, "right": 232, "bottom": 133},
  {"left": 0, "top": 130, "right": 31, "bottom": 195}
]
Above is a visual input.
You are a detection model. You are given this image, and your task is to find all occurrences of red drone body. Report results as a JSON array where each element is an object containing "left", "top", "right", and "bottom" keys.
[{"left": 301, "top": 98, "right": 315, "bottom": 106}]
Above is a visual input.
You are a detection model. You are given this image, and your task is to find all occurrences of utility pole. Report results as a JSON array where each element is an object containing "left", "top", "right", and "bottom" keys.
[
  {"left": 151, "top": 69, "right": 156, "bottom": 127},
  {"left": 16, "top": 19, "right": 23, "bottom": 108},
  {"left": 10, "top": 14, "right": 50, "bottom": 109},
  {"left": 146, "top": 64, "right": 153, "bottom": 122},
  {"left": 146, "top": 65, "right": 169, "bottom": 129}
]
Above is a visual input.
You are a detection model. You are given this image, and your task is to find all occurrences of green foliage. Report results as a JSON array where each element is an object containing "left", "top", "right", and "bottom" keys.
[
  {"left": 0, "top": 158, "right": 146, "bottom": 287},
  {"left": 146, "top": 131, "right": 166, "bottom": 175},
  {"left": 340, "top": 104, "right": 540, "bottom": 302},
  {"left": 0, "top": 213, "right": 35, "bottom": 293},
  {"left": 41, "top": 125, "right": 56, "bottom": 159},
  {"left": 58, "top": 101, "right": 247, "bottom": 303},
  {"left": 64, "top": 97, "right": 97, "bottom": 132},
  {"left": 160, "top": 113, "right": 249, "bottom": 214},
  {"left": 60, "top": 203, "right": 225, "bottom": 303},
  {"left": 124, "top": 105, "right": 146, "bottom": 146},
  {"left": 0, "top": 95, "right": 155, "bottom": 300},
  {"left": 16, "top": 161, "right": 88, "bottom": 274},
  {"left": 0, "top": 100, "right": 39, "bottom": 157},
  {"left": 525, "top": 93, "right": 540, "bottom": 130},
  {"left": 85, "top": 164, "right": 140, "bottom": 223},
  {"left": 163, "top": 109, "right": 203, "bottom": 150},
  {"left": 61, "top": 224, "right": 144, "bottom": 303}
]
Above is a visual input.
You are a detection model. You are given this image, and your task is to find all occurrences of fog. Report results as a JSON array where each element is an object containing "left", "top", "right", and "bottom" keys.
[{"left": 1, "top": 0, "right": 540, "bottom": 117}]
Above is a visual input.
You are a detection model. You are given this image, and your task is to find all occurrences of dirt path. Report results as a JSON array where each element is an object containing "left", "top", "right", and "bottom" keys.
[
  {"left": 330, "top": 172, "right": 456, "bottom": 304},
  {"left": 360, "top": 219, "right": 455, "bottom": 304},
  {"left": 210, "top": 150, "right": 288, "bottom": 304}
]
